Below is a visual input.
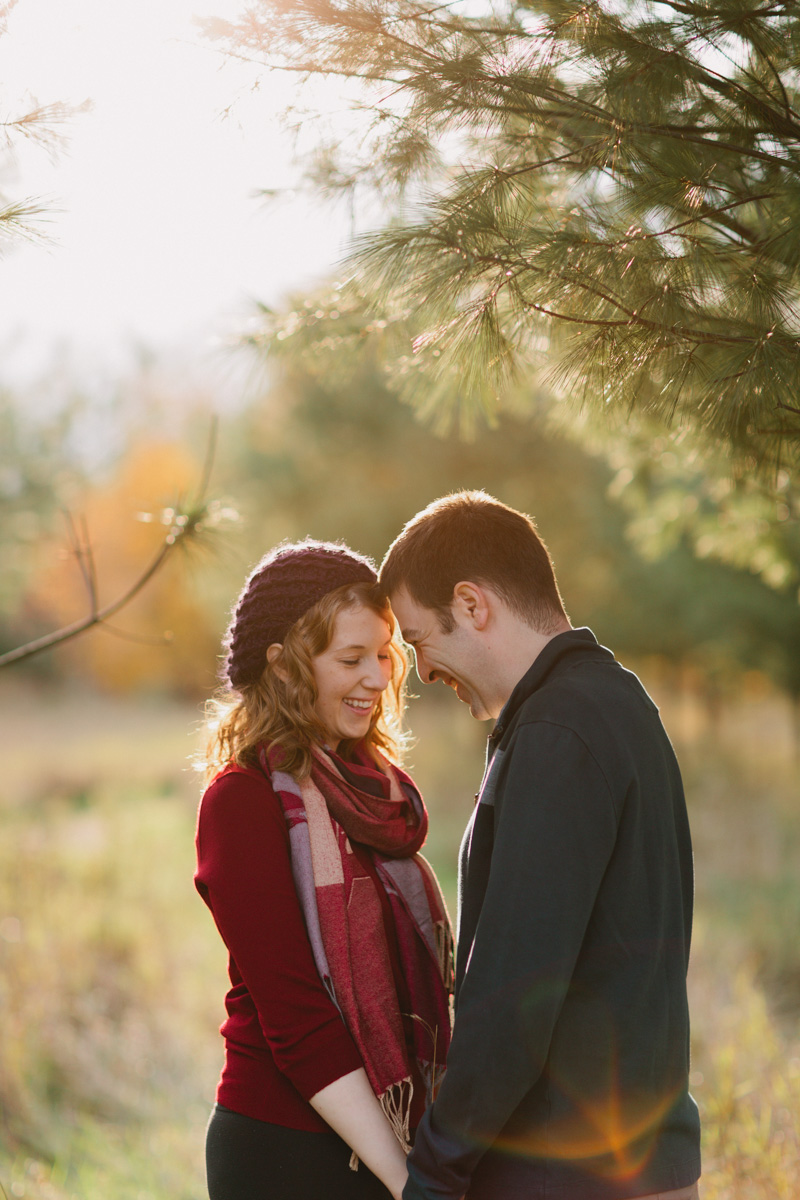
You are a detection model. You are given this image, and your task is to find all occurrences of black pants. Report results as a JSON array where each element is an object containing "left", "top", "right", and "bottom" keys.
[{"left": 205, "top": 1104, "right": 394, "bottom": 1200}]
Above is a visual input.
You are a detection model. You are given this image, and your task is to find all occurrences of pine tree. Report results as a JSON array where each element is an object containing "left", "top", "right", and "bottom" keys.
[{"left": 205, "top": 0, "right": 800, "bottom": 478}]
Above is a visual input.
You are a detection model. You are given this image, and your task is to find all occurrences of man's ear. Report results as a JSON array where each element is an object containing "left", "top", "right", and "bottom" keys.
[
  {"left": 451, "top": 582, "right": 491, "bottom": 631},
  {"left": 266, "top": 642, "right": 289, "bottom": 683}
]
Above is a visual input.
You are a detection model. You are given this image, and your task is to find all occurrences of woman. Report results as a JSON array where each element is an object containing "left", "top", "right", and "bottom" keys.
[{"left": 195, "top": 539, "right": 453, "bottom": 1200}]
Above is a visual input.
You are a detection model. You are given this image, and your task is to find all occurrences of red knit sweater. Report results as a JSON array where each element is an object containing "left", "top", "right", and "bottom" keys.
[{"left": 195, "top": 762, "right": 421, "bottom": 1131}]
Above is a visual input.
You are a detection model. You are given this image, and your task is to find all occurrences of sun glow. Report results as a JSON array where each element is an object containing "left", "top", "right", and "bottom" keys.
[
  {"left": 487, "top": 1037, "right": 685, "bottom": 1185},
  {"left": 0, "top": 0, "right": 350, "bottom": 378}
]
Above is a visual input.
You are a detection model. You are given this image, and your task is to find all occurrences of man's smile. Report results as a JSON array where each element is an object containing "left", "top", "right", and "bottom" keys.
[{"left": 431, "top": 671, "right": 471, "bottom": 703}]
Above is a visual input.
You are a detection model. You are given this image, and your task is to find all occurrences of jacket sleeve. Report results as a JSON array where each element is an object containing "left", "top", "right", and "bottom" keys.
[
  {"left": 404, "top": 720, "right": 620, "bottom": 1200},
  {"left": 195, "top": 769, "right": 363, "bottom": 1100}
]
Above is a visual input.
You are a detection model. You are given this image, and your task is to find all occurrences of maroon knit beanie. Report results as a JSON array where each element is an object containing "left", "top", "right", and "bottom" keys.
[{"left": 223, "top": 539, "right": 378, "bottom": 690}]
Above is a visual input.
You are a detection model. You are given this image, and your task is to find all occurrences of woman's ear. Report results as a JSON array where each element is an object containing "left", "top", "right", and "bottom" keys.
[{"left": 266, "top": 643, "right": 289, "bottom": 683}]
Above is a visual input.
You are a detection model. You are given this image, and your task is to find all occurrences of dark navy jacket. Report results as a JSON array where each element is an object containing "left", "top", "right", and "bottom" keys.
[{"left": 404, "top": 629, "right": 701, "bottom": 1200}]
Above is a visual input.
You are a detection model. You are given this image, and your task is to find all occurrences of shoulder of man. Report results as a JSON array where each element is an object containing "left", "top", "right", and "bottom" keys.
[
  {"left": 487, "top": 653, "right": 669, "bottom": 817},
  {"left": 513, "top": 650, "right": 659, "bottom": 739}
]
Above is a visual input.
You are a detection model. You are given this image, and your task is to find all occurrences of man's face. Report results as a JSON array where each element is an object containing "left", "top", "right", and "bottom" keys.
[{"left": 389, "top": 585, "right": 499, "bottom": 721}]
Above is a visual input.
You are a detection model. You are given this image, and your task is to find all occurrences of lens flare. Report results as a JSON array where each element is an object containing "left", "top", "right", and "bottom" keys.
[{"left": 491, "top": 1051, "right": 685, "bottom": 1183}]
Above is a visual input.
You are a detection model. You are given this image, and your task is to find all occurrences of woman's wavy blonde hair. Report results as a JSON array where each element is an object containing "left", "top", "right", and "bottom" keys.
[{"left": 201, "top": 581, "right": 408, "bottom": 782}]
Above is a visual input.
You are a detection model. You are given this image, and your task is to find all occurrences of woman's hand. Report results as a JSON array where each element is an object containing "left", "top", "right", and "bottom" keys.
[{"left": 309, "top": 1067, "right": 409, "bottom": 1198}]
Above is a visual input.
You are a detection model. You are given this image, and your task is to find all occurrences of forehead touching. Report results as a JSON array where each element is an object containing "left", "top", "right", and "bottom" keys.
[
  {"left": 327, "top": 603, "right": 392, "bottom": 651},
  {"left": 388, "top": 586, "right": 438, "bottom": 644}
]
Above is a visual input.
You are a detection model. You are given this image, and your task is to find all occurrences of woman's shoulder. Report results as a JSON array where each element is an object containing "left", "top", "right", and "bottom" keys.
[
  {"left": 200, "top": 760, "right": 280, "bottom": 815},
  {"left": 196, "top": 761, "right": 294, "bottom": 868}
]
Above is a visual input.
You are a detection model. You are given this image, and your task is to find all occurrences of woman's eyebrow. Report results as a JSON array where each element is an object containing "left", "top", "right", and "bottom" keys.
[{"left": 335, "top": 639, "right": 393, "bottom": 652}]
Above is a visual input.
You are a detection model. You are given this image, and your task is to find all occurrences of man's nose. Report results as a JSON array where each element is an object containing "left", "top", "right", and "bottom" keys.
[{"left": 413, "top": 649, "right": 434, "bottom": 685}]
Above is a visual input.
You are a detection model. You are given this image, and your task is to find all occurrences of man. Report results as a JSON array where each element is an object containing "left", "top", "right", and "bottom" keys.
[{"left": 380, "top": 491, "right": 701, "bottom": 1200}]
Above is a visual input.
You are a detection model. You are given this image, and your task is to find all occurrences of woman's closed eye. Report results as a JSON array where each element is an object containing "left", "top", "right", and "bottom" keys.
[{"left": 341, "top": 653, "right": 391, "bottom": 666}]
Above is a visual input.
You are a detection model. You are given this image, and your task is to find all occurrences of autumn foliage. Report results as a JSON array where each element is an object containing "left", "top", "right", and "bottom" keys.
[{"left": 25, "top": 441, "right": 221, "bottom": 694}]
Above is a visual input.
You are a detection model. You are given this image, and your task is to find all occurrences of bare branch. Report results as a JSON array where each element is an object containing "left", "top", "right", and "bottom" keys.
[
  {"left": 0, "top": 420, "right": 220, "bottom": 671},
  {"left": 61, "top": 508, "right": 99, "bottom": 615},
  {"left": 99, "top": 624, "right": 175, "bottom": 646}
]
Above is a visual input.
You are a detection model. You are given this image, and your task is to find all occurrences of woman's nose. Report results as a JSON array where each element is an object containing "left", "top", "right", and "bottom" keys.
[{"left": 363, "top": 658, "right": 390, "bottom": 690}]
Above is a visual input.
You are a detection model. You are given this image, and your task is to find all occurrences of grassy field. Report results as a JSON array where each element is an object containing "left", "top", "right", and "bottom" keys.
[{"left": 0, "top": 674, "right": 798, "bottom": 1199}]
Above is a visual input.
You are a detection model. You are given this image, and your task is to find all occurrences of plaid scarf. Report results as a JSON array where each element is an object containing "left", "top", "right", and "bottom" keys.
[{"left": 259, "top": 742, "right": 454, "bottom": 1153}]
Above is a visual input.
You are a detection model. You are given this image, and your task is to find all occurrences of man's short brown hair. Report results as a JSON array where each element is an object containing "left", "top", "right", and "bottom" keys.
[{"left": 379, "top": 490, "right": 567, "bottom": 632}]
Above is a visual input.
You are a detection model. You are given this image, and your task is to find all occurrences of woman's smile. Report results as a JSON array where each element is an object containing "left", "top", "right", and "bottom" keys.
[
  {"left": 311, "top": 605, "right": 394, "bottom": 750},
  {"left": 343, "top": 697, "right": 375, "bottom": 712}
]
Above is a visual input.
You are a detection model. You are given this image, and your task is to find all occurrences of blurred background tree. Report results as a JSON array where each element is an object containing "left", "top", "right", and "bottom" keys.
[{"left": 0, "top": 391, "right": 85, "bottom": 647}]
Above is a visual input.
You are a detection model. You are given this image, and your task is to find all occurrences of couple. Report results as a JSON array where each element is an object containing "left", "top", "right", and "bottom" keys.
[{"left": 195, "top": 491, "right": 702, "bottom": 1200}]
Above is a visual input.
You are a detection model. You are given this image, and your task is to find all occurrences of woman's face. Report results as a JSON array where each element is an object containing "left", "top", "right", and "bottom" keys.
[{"left": 311, "top": 604, "right": 394, "bottom": 751}]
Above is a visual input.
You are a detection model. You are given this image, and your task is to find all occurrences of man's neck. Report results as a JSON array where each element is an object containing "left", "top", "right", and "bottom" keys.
[{"left": 490, "top": 615, "right": 572, "bottom": 714}]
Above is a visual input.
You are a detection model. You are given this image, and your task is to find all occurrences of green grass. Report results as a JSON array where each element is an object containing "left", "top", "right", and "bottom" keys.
[
  {"left": 0, "top": 678, "right": 798, "bottom": 1198},
  {"left": 0, "top": 681, "right": 221, "bottom": 1199}
]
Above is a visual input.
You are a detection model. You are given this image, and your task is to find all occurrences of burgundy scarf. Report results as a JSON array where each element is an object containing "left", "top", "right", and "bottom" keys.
[{"left": 259, "top": 742, "right": 453, "bottom": 1151}]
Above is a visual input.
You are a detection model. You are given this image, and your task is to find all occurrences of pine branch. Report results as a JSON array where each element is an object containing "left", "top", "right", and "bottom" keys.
[
  {"left": 211, "top": 0, "right": 800, "bottom": 467},
  {"left": 0, "top": 197, "right": 51, "bottom": 245}
]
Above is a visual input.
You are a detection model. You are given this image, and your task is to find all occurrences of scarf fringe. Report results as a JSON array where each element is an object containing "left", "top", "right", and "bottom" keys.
[
  {"left": 381, "top": 1076, "right": 414, "bottom": 1154},
  {"left": 348, "top": 1077, "right": 414, "bottom": 1173}
]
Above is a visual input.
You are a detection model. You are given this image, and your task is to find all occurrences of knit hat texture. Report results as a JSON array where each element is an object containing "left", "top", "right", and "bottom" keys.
[{"left": 223, "top": 539, "right": 378, "bottom": 690}]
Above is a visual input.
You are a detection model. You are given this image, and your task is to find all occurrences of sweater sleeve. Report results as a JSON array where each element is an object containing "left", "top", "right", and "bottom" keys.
[
  {"left": 404, "top": 721, "right": 620, "bottom": 1200},
  {"left": 195, "top": 768, "right": 363, "bottom": 1100}
]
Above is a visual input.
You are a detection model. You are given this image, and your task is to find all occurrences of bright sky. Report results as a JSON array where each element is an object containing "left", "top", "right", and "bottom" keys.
[{"left": 0, "top": 0, "right": 350, "bottom": 385}]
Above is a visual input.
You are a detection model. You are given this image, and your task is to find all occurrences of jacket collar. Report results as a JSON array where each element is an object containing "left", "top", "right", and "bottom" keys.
[{"left": 489, "top": 627, "right": 611, "bottom": 745}]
